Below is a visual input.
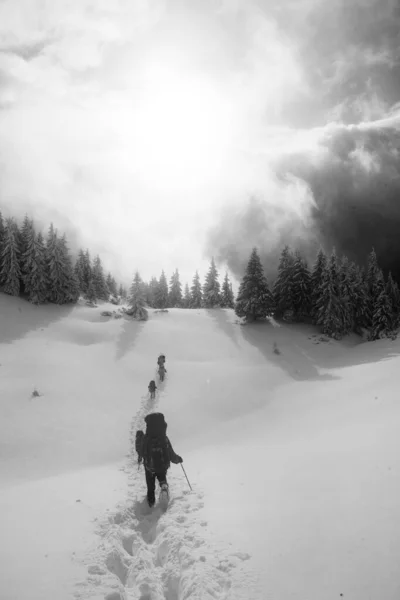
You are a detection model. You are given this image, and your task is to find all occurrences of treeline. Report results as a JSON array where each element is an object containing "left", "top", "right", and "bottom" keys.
[
  {"left": 131, "top": 258, "right": 235, "bottom": 310},
  {"left": 0, "top": 211, "right": 124, "bottom": 305},
  {"left": 235, "top": 246, "right": 400, "bottom": 341}
]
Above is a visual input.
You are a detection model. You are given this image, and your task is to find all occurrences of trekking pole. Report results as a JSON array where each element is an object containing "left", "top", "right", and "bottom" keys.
[{"left": 180, "top": 463, "right": 192, "bottom": 491}]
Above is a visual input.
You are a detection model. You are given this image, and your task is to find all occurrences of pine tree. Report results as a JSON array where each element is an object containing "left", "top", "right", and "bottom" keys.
[
  {"left": 111, "top": 277, "right": 118, "bottom": 296},
  {"left": 365, "top": 248, "right": 381, "bottom": 326},
  {"left": 183, "top": 283, "right": 191, "bottom": 308},
  {"left": 316, "top": 248, "right": 347, "bottom": 339},
  {"left": 128, "top": 271, "right": 148, "bottom": 319},
  {"left": 155, "top": 270, "right": 169, "bottom": 308},
  {"left": 59, "top": 234, "right": 80, "bottom": 303},
  {"left": 23, "top": 230, "right": 48, "bottom": 304},
  {"left": 190, "top": 271, "right": 203, "bottom": 308},
  {"left": 350, "top": 263, "right": 370, "bottom": 333},
  {"left": 291, "top": 250, "right": 311, "bottom": 321},
  {"left": 20, "top": 214, "right": 32, "bottom": 258},
  {"left": 92, "top": 256, "right": 109, "bottom": 300},
  {"left": 19, "top": 216, "right": 35, "bottom": 294},
  {"left": 338, "top": 256, "right": 355, "bottom": 335},
  {"left": 74, "top": 249, "right": 86, "bottom": 295},
  {"left": 86, "top": 278, "right": 97, "bottom": 303},
  {"left": 83, "top": 249, "right": 92, "bottom": 293},
  {"left": 169, "top": 269, "right": 182, "bottom": 307},
  {"left": 220, "top": 272, "right": 235, "bottom": 308},
  {"left": 0, "top": 211, "right": 4, "bottom": 252},
  {"left": 118, "top": 283, "right": 124, "bottom": 298},
  {"left": 386, "top": 272, "right": 400, "bottom": 330},
  {"left": 45, "top": 225, "right": 72, "bottom": 304},
  {"left": 106, "top": 272, "right": 118, "bottom": 297},
  {"left": 0, "top": 218, "right": 21, "bottom": 296},
  {"left": 235, "top": 247, "right": 274, "bottom": 321},
  {"left": 310, "top": 247, "right": 327, "bottom": 323},
  {"left": 203, "top": 257, "right": 221, "bottom": 308},
  {"left": 273, "top": 245, "right": 295, "bottom": 318},
  {"left": 369, "top": 272, "right": 393, "bottom": 340},
  {"left": 147, "top": 277, "right": 159, "bottom": 307}
]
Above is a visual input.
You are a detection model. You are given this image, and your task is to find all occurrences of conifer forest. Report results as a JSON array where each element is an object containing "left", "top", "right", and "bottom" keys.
[{"left": 0, "top": 209, "right": 398, "bottom": 343}]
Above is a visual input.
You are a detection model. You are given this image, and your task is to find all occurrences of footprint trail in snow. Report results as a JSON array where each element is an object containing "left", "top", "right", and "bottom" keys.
[{"left": 74, "top": 375, "right": 259, "bottom": 600}]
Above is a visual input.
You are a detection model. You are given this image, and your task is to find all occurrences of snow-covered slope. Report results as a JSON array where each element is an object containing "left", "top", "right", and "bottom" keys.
[{"left": 1, "top": 296, "right": 399, "bottom": 600}]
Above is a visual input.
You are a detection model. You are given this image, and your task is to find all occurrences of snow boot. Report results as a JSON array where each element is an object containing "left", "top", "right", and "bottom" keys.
[
  {"left": 159, "top": 482, "right": 169, "bottom": 506},
  {"left": 147, "top": 495, "right": 155, "bottom": 508}
]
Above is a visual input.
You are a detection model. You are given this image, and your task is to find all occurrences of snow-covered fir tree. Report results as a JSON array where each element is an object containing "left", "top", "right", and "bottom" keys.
[
  {"left": 155, "top": 270, "right": 169, "bottom": 308},
  {"left": 349, "top": 263, "right": 369, "bottom": 333},
  {"left": 369, "top": 271, "right": 393, "bottom": 340},
  {"left": 128, "top": 271, "right": 148, "bottom": 319},
  {"left": 21, "top": 225, "right": 49, "bottom": 304},
  {"left": 86, "top": 279, "right": 97, "bottom": 303},
  {"left": 310, "top": 247, "right": 327, "bottom": 323},
  {"left": 386, "top": 272, "right": 400, "bottom": 330},
  {"left": 19, "top": 215, "right": 35, "bottom": 293},
  {"left": 190, "top": 271, "right": 203, "bottom": 308},
  {"left": 235, "top": 248, "right": 274, "bottom": 321},
  {"left": 183, "top": 283, "right": 190, "bottom": 308},
  {"left": 92, "top": 256, "right": 109, "bottom": 300},
  {"left": 316, "top": 248, "right": 347, "bottom": 339},
  {"left": 74, "top": 248, "right": 92, "bottom": 295},
  {"left": 291, "top": 250, "right": 311, "bottom": 321},
  {"left": 58, "top": 234, "right": 80, "bottom": 303},
  {"left": 169, "top": 269, "right": 182, "bottom": 307},
  {"left": 106, "top": 272, "right": 118, "bottom": 297},
  {"left": 83, "top": 249, "right": 93, "bottom": 293},
  {"left": 338, "top": 256, "right": 355, "bottom": 335},
  {"left": 118, "top": 283, "right": 128, "bottom": 300},
  {"left": 45, "top": 226, "right": 77, "bottom": 304},
  {"left": 273, "top": 245, "right": 295, "bottom": 318},
  {"left": 0, "top": 211, "right": 4, "bottom": 250},
  {"left": 74, "top": 249, "right": 86, "bottom": 294},
  {"left": 202, "top": 257, "right": 221, "bottom": 308},
  {"left": 220, "top": 272, "right": 235, "bottom": 308},
  {"left": 365, "top": 248, "right": 381, "bottom": 325},
  {"left": 0, "top": 218, "right": 21, "bottom": 296},
  {"left": 146, "top": 277, "right": 159, "bottom": 307},
  {"left": 20, "top": 214, "right": 33, "bottom": 258}
]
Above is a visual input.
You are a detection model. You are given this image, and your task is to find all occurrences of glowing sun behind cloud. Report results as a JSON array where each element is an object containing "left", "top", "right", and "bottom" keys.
[{"left": 126, "top": 63, "right": 236, "bottom": 193}]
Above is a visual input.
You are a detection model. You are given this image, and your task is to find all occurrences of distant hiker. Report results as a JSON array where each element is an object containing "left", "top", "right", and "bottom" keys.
[
  {"left": 157, "top": 354, "right": 166, "bottom": 367},
  {"left": 148, "top": 380, "right": 157, "bottom": 400},
  {"left": 158, "top": 364, "right": 167, "bottom": 382},
  {"left": 135, "top": 412, "right": 183, "bottom": 508}
]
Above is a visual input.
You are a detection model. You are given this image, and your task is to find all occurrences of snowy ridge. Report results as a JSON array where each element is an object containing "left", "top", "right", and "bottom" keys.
[{"left": 75, "top": 368, "right": 258, "bottom": 600}]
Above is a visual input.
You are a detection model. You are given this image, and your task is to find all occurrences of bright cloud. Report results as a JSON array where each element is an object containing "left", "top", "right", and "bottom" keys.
[{"left": 0, "top": 0, "right": 399, "bottom": 286}]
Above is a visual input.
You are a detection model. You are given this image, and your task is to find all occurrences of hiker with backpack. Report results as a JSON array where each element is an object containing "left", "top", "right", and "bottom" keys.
[
  {"left": 158, "top": 364, "right": 167, "bottom": 382},
  {"left": 157, "top": 354, "right": 166, "bottom": 367},
  {"left": 135, "top": 412, "right": 183, "bottom": 507},
  {"left": 148, "top": 380, "right": 157, "bottom": 399}
]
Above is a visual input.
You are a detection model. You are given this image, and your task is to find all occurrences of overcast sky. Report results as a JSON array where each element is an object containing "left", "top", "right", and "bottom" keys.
[{"left": 0, "top": 0, "right": 399, "bottom": 287}]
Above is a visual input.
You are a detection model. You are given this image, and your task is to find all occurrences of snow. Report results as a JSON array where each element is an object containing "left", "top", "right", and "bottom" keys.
[{"left": 1, "top": 295, "right": 400, "bottom": 599}]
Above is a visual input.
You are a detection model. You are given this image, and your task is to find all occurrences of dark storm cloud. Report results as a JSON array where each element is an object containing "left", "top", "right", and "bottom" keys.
[
  {"left": 278, "top": 120, "right": 400, "bottom": 279},
  {"left": 205, "top": 0, "right": 400, "bottom": 282},
  {"left": 207, "top": 117, "right": 400, "bottom": 283}
]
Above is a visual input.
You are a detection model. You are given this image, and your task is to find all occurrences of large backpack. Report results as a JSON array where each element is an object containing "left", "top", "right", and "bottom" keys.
[
  {"left": 143, "top": 412, "right": 170, "bottom": 473},
  {"left": 135, "top": 430, "right": 144, "bottom": 464}
]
